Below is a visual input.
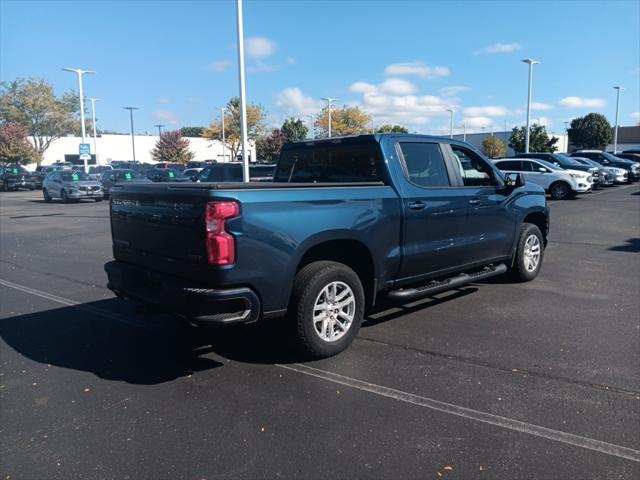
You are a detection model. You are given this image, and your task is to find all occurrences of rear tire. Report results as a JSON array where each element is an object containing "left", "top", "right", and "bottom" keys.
[
  {"left": 549, "top": 181, "right": 571, "bottom": 200},
  {"left": 43, "top": 189, "right": 52, "bottom": 202},
  {"left": 290, "top": 261, "right": 365, "bottom": 359},
  {"left": 508, "top": 223, "right": 544, "bottom": 282},
  {"left": 95, "top": 197, "right": 103, "bottom": 202}
]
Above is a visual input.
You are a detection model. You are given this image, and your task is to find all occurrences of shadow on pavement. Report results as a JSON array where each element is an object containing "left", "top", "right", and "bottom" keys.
[{"left": 608, "top": 238, "right": 640, "bottom": 253}]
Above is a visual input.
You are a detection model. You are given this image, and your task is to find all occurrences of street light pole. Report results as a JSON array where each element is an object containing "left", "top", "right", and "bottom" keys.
[
  {"left": 235, "top": 0, "right": 250, "bottom": 181},
  {"left": 321, "top": 97, "right": 336, "bottom": 137},
  {"left": 371, "top": 117, "right": 375, "bottom": 134},
  {"left": 217, "top": 107, "right": 226, "bottom": 162},
  {"left": 522, "top": 58, "right": 540, "bottom": 153},
  {"left": 154, "top": 124, "right": 164, "bottom": 136},
  {"left": 463, "top": 123, "right": 467, "bottom": 142},
  {"left": 87, "top": 98, "right": 101, "bottom": 164},
  {"left": 447, "top": 109, "right": 455, "bottom": 139},
  {"left": 123, "top": 107, "right": 139, "bottom": 161},
  {"left": 307, "top": 114, "right": 315, "bottom": 139},
  {"left": 613, "top": 86, "right": 622, "bottom": 153},
  {"left": 62, "top": 68, "right": 95, "bottom": 172}
]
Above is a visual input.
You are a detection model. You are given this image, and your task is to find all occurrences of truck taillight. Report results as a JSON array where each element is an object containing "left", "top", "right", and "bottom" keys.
[{"left": 205, "top": 201, "right": 240, "bottom": 265}]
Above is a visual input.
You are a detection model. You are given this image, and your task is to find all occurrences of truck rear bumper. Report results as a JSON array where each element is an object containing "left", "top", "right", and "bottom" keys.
[{"left": 105, "top": 260, "right": 261, "bottom": 325}]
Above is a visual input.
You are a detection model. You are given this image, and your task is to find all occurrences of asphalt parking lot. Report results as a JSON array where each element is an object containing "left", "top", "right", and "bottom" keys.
[{"left": 1, "top": 186, "right": 639, "bottom": 479}]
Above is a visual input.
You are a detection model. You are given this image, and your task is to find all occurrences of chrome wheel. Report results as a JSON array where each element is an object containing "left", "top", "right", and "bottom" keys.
[
  {"left": 523, "top": 234, "right": 541, "bottom": 272},
  {"left": 312, "top": 281, "right": 356, "bottom": 343}
]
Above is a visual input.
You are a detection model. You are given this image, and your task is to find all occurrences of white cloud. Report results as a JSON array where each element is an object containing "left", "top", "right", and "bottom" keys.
[
  {"left": 535, "top": 116, "right": 552, "bottom": 128},
  {"left": 247, "top": 61, "right": 277, "bottom": 74},
  {"left": 245, "top": 37, "right": 277, "bottom": 59},
  {"left": 462, "top": 116, "right": 493, "bottom": 128},
  {"left": 439, "top": 86, "right": 470, "bottom": 97},
  {"left": 349, "top": 81, "right": 377, "bottom": 93},
  {"left": 531, "top": 102, "right": 554, "bottom": 111},
  {"left": 474, "top": 43, "right": 523, "bottom": 55},
  {"left": 558, "top": 96, "right": 606, "bottom": 108},
  {"left": 275, "top": 88, "right": 323, "bottom": 116},
  {"left": 378, "top": 78, "right": 417, "bottom": 95},
  {"left": 152, "top": 110, "right": 178, "bottom": 125},
  {"left": 208, "top": 61, "right": 232, "bottom": 72},
  {"left": 384, "top": 61, "right": 450, "bottom": 79},
  {"left": 463, "top": 106, "right": 510, "bottom": 117},
  {"left": 157, "top": 97, "right": 170, "bottom": 104},
  {"left": 631, "top": 111, "right": 640, "bottom": 123}
]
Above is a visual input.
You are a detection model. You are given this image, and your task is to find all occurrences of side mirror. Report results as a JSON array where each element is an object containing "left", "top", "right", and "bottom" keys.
[
  {"left": 504, "top": 172, "right": 525, "bottom": 189},
  {"left": 538, "top": 167, "right": 548, "bottom": 173}
]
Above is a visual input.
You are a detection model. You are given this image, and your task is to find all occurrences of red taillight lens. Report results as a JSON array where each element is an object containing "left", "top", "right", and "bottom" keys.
[{"left": 205, "top": 201, "right": 240, "bottom": 265}]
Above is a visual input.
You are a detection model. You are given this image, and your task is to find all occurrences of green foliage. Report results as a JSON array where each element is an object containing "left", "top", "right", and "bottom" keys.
[
  {"left": 281, "top": 117, "right": 308, "bottom": 142},
  {"left": 256, "top": 128, "right": 286, "bottom": 163},
  {"left": 0, "top": 122, "right": 39, "bottom": 164},
  {"left": 482, "top": 135, "right": 506, "bottom": 158},
  {"left": 568, "top": 113, "right": 612, "bottom": 150},
  {"left": 150, "top": 130, "right": 195, "bottom": 164},
  {"left": 508, "top": 124, "right": 559, "bottom": 153},
  {"left": 179, "top": 126, "right": 206, "bottom": 137},
  {"left": 203, "top": 97, "right": 266, "bottom": 160},
  {"left": 376, "top": 124, "right": 409, "bottom": 134},
  {"left": 0, "top": 78, "right": 78, "bottom": 164}
]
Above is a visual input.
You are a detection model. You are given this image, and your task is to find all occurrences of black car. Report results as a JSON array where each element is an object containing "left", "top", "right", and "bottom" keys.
[
  {"left": 569, "top": 151, "right": 639, "bottom": 182},
  {"left": 512, "top": 153, "right": 603, "bottom": 187},
  {"left": 186, "top": 160, "right": 216, "bottom": 169},
  {"left": 146, "top": 168, "right": 189, "bottom": 182},
  {"left": 0, "top": 164, "right": 36, "bottom": 191},
  {"left": 100, "top": 169, "right": 150, "bottom": 198},
  {"left": 613, "top": 152, "right": 640, "bottom": 163},
  {"left": 194, "top": 163, "right": 276, "bottom": 182}
]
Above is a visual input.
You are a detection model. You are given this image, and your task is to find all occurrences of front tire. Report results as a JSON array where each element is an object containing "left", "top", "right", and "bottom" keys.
[
  {"left": 43, "top": 189, "right": 52, "bottom": 202},
  {"left": 95, "top": 197, "right": 103, "bottom": 202},
  {"left": 290, "top": 261, "right": 365, "bottom": 359},
  {"left": 549, "top": 181, "right": 571, "bottom": 200},
  {"left": 508, "top": 223, "right": 544, "bottom": 282}
]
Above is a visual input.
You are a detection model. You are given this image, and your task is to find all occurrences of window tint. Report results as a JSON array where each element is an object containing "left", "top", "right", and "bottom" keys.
[
  {"left": 521, "top": 161, "right": 536, "bottom": 172},
  {"left": 496, "top": 160, "right": 522, "bottom": 171},
  {"left": 274, "top": 143, "right": 383, "bottom": 183},
  {"left": 399, "top": 142, "right": 449, "bottom": 187},
  {"left": 451, "top": 145, "right": 496, "bottom": 186}
]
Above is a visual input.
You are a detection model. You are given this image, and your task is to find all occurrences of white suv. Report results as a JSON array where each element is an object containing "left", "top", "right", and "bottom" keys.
[{"left": 493, "top": 158, "right": 593, "bottom": 200}]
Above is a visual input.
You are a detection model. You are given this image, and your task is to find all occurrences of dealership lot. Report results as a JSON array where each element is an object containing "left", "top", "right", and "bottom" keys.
[{"left": 1, "top": 186, "right": 639, "bottom": 479}]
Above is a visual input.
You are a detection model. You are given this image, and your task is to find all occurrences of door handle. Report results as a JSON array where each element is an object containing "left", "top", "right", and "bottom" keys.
[
  {"left": 408, "top": 201, "right": 427, "bottom": 211},
  {"left": 468, "top": 198, "right": 480, "bottom": 206}
]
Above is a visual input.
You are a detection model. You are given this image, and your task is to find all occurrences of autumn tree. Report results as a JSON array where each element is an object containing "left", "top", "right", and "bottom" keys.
[
  {"left": 151, "top": 130, "right": 195, "bottom": 164},
  {"left": 509, "top": 124, "right": 559, "bottom": 153},
  {"left": 0, "top": 78, "right": 78, "bottom": 164},
  {"left": 256, "top": 128, "right": 286, "bottom": 163},
  {"left": 0, "top": 122, "right": 39, "bottom": 165},
  {"left": 376, "top": 124, "right": 409, "bottom": 134},
  {"left": 315, "top": 105, "right": 371, "bottom": 137},
  {"left": 203, "top": 97, "right": 266, "bottom": 161},
  {"left": 482, "top": 135, "right": 506, "bottom": 158},
  {"left": 281, "top": 117, "right": 308, "bottom": 142},
  {"left": 568, "top": 113, "right": 612, "bottom": 150}
]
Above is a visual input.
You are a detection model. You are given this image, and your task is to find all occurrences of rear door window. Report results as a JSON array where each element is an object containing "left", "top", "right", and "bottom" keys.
[{"left": 398, "top": 142, "right": 450, "bottom": 187}]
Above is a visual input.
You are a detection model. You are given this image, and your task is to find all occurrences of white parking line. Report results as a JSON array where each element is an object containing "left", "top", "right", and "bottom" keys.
[
  {"left": 277, "top": 363, "right": 640, "bottom": 463},
  {"left": 2, "top": 277, "right": 639, "bottom": 462}
]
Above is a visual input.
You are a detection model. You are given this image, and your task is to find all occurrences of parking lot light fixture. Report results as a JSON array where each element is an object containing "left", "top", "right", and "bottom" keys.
[
  {"left": 87, "top": 98, "right": 101, "bottom": 165},
  {"left": 447, "top": 109, "right": 455, "bottom": 139},
  {"left": 522, "top": 58, "right": 540, "bottom": 153},
  {"left": 321, "top": 97, "right": 337, "bottom": 137},
  {"left": 154, "top": 124, "right": 164, "bottom": 136},
  {"left": 217, "top": 107, "right": 226, "bottom": 162},
  {"left": 123, "top": 107, "right": 139, "bottom": 161},
  {"left": 62, "top": 68, "right": 95, "bottom": 145},
  {"left": 613, "top": 86, "right": 623, "bottom": 153}
]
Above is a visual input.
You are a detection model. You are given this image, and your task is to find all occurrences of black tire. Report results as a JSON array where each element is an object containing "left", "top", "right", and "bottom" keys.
[
  {"left": 2, "top": 181, "right": 9, "bottom": 191},
  {"left": 43, "top": 189, "right": 52, "bottom": 202},
  {"left": 94, "top": 197, "right": 103, "bottom": 202},
  {"left": 508, "top": 223, "right": 544, "bottom": 282},
  {"left": 549, "top": 181, "right": 571, "bottom": 200},
  {"left": 290, "top": 261, "right": 365, "bottom": 359},
  {"left": 61, "top": 189, "right": 69, "bottom": 203}
]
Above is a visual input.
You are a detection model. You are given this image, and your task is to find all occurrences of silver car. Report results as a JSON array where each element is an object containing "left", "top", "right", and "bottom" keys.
[{"left": 43, "top": 170, "right": 104, "bottom": 203}]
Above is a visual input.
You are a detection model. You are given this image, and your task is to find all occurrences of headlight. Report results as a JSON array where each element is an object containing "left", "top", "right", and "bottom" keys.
[{"left": 569, "top": 173, "right": 582, "bottom": 178}]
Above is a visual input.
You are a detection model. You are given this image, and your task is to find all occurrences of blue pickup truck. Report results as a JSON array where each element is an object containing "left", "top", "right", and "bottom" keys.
[{"left": 105, "top": 134, "right": 549, "bottom": 357}]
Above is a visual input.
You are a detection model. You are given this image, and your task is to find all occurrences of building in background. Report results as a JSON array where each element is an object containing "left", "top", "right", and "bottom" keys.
[
  {"left": 28, "top": 134, "right": 256, "bottom": 167},
  {"left": 604, "top": 126, "right": 640, "bottom": 152},
  {"left": 452, "top": 131, "right": 569, "bottom": 156}
]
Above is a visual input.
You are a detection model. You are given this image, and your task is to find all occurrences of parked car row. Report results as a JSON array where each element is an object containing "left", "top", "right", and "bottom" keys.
[{"left": 492, "top": 150, "right": 639, "bottom": 200}]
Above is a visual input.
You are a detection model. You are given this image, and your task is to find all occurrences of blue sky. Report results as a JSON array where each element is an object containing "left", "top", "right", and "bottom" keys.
[{"left": 2, "top": 0, "right": 639, "bottom": 135}]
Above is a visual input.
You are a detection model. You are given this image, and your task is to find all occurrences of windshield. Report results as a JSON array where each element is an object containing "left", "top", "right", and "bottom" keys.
[
  {"left": 89, "top": 166, "right": 112, "bottom": 173},
  {"left": 61, "top": 171, "right": 91, "bottom": 181},
  {"left": 602, "top": 152, "right": 628, "bottom": 162},
  {"left": 116, "top": 170, "right": 145, "bottom": 181},
  {"left": 6, "top": 166, "right": 29, "bottom": 175},
  {"left": 536, "top": 159, "right": 564, "bottom": 171},
  {"left": 161, "top": 169, "right": 185, "bottom": 179},
  {"left": 554, "top": 154, "right": 583, "bottom": 165}
]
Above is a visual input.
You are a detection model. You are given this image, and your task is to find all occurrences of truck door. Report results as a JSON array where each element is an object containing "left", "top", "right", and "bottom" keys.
[
  {"left": 446, "top": 144, "right": 516, "bottom": 264},
  {"left": 394, "top": 141, "right": 469, "bottom": 281}
]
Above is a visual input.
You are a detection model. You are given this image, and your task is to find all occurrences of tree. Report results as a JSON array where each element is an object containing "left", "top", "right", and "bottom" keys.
[
  {"left": 0, "top": 78, "right": 78, "bottom": 164},
  {"left": 150, "top": 130, "right": 195, "bottom": 164},
  {"left": 315, "top": 105, "right": 371, "bottom": 137},
  {"left": 203, "top": 97, "right": 266, "bottom": 161},
  {"left": 255, "top": 128, "right": 286, "bottom": 163},
  {"left": 281, "top": 117, "right": 308, "bottom": 142},
  {"left": 568, "top": 113, "right": 612, "bottom": 150},
  {"left": 376, "top": 124, "right": 409, "bottom": 134},
  {"left": 482, "top": 135, "right": 506, "bottom": 158},
  {"left": 0, "top": 122, "right": 39, "bottom": 165},
  {"left": 508, "top": 124, "right": 559, "bottom": 153},
  {"left": 180, "top": 126, "right": 206, "bottom": 137}
]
